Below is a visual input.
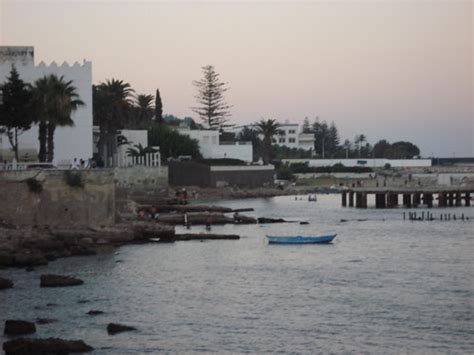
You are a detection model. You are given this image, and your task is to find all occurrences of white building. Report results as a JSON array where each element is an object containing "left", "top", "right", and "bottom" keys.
[
  {"left": 228, "top": 122, "right": 315, "bottom": 151},
  {"left": 0, "top": 46, "right": 93, "bottom": 164},
  {"left": 177, "top": 128, "right": 253, "bottom": 162}
]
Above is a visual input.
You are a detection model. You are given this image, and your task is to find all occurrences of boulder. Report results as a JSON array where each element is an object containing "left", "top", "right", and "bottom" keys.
[
  {"left": 0, "top": 277, "right": 13, "bottom": 290},
  {"left": 4, "top": 320, "right": 36, "bottom": 336},
  {"left": 40, "top": 274, "right": 84, "bottom": 287},
  {"left": 3, "top": 338, "right": 93, "bottom": 354},
  {"left": 107, "top": 323, "right": 136, "bottom": 335}
]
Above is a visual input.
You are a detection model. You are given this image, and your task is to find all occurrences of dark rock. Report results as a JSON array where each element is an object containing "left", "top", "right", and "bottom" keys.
[
  {"left": 77, "top": 299, "right": 90, "bottom": 304},
  {"left": 175, "top": 233, "right": 240, "bottom": 241},
  {"left": 46, "top": 303, "right": 58, "bottom": 307},
  {"left": 257, "top": 217, "right": 287, "bottom": 224},
  {"left": 3, "top": 337, "right": 93, "bottom": 354},
  {"left": 25, "top": 266, "right": 35, "bottom": 272},
  {"left": 40, "top": 274, "right": 84, "bottom": 287},
  {"left": 0, "top": 277, "right": 13, "bottom": 289},
  {"left": 87, "top": 310, "right": 104, "bottom": 316},
  {"left": 35, "top": 318, "right": 57, "bottom": 325},
  {"left": 4, "top": 320, "right": 36, "bottom": 336},
  {"left": 107, "top": 323, "right": 136, "bottom": 335}
]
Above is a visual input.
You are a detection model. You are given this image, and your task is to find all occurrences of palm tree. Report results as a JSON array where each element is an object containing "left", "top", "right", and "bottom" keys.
[
  {"left": 32, "top": 75, "right": 84, "bottom": 162},
  {"left": 255, "top": 119, "right": 280, "bottom": 164},
  {"left": 93, "top": 79, "right": 134, "bottom": 166},
  {"left": 134, "top": 94, "right": 154, "bottom": 128}
]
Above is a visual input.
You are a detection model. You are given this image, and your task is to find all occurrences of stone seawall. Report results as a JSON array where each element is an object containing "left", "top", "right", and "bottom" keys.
[{"left": 0, "top": 170, "right": 115, "bottom": 228}]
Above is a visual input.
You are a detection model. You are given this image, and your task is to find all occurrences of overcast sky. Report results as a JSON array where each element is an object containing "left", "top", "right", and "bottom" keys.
[{"left": 1, "top": 0, "right": 473, "bottom": 157}]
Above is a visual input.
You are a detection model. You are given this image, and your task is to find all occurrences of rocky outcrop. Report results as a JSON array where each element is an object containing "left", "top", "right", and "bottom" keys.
[
  {"left": 3, "top": 338, "right": 93, "bottom": 354},
  {"left": 257, "top": 217, "right": 288, "bottom": 224},
  {"left": 0, "top": 277, "right": 13, "bottom": 289},
  {"left": 107, "top": 323, "right": 136, "bottom": 335},
  {"left": 40, "top": 274, "right": 84, "bottom": 287},
  {"left": 4, "top": 320, "right": 36, "bottom": 335}
]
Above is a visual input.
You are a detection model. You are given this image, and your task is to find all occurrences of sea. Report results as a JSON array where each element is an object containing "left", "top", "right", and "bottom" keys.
[{"left": 1, "top": 195, "right": 473, "bottom": 354}]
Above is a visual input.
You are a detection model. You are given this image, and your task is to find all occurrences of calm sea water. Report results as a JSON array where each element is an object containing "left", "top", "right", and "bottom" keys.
[{"left": 1, "top": 195, "right": 473, "bottom": 354}]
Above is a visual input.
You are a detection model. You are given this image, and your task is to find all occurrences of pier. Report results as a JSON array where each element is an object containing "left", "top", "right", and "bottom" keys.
[{"left": 341, "top": 187, "right": 473, "bottom": 208}]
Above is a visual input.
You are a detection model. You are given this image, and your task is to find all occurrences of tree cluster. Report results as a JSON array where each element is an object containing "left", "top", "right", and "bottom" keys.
[{"left": 0, "top": 66, "right": 83, "bottom": 162}]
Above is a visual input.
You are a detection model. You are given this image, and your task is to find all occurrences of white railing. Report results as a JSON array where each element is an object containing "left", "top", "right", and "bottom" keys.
[{"left": 118, "top": 151, "right": 161, "bottom": 168}]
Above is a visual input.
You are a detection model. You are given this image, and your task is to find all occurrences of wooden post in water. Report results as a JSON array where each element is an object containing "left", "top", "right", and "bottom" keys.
[
  {"left": 349, "top": 191, "right": 354, "bottom": 207},
  {"left": 375, "top": 193, "right": 386, "bottom": 208},
  {"left": 465, "top": 192, "right": 471, "bottom": 206},
  {"left": 387, "top": 193, "right": 398, "bottom": 208},
  {"left": 424, "top": 193, "right": 433, "bottom": 208},
  {"left": 455, "top": 192, "right": 462, "bottom": 207},
  {"left": 355, "top": 193, "right": 362, "bottom": 208},
  {"left": 342, "top": 191, "right": 347, "bottom": 207},
  {"left": 448, "top": 193, "right": 454, "bottom": 207},
  {"left": 403, "top": 194, "right": 412, "bottom": 208},
  {"left": 438, "top": 192, "right": 446, "bottom": 207},
  {"left": 413, "top": 193, "right": 421, "bottom": 207},
  {"left": 361, "top": 192, "right": 367, "bottom": 208}
]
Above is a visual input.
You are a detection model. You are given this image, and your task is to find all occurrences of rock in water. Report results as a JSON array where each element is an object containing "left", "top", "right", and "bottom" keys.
[
  {"left": 3, "top": 338, "right": 93, "bottom": 354},
  {"left": 4, "top": 320, "right": 36, "bottom": 335},
  {"left": 107, "top": 323, "right": 136, "bottom": 335},
  {"left": 87, "top": 310, "right": 104, "bottom": 316},
  {"left": 0, "top": 277, "right": 13, "bottom": 290},
  {"left": 40, "top": 274, "right": 84, "bottom": 287}
]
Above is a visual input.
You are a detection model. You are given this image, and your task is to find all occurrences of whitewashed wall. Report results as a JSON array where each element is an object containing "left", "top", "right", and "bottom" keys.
[
  {"left": 178, "top": 128, "right": 253, "bottom": 162},
  {"left": 282, "top": 158, "right": 432, "bottom": 168},
  {"left": 206, "top": 143, "right": 253, "bottom": 162},
  {"left": 0, "top": 47, "right": 93, "bottom": 164}
]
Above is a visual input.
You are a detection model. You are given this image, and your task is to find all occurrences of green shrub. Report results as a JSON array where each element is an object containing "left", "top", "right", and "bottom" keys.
[
  {"left": 26, "top": 177, "right": 43, "bottom": 193},
  {"left": 64, "top": 171, "right": 84, "bottom": 188}
]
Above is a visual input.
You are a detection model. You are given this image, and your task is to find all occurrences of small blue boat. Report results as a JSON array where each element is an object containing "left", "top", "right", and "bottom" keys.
[{"left": 266, "top": 234, "right": 336, "bottom": 245}]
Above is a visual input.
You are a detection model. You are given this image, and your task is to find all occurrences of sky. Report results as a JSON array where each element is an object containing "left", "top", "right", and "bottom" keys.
[{"left": 1, "top": 0, "right": 473, "bottom": 157}]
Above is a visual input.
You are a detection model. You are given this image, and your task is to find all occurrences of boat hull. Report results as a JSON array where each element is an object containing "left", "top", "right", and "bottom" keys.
[{"left": 266, "top": 234, "right": 336, "bottom": 245}]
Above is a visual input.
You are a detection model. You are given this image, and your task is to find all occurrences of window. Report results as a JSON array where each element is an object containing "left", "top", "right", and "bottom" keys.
[
  {"left": 289, "top": 138, "right": 296, "bottom": 143},
  {"left": 289, "top": 130, "right": 296, "bottom": 134},
  {"left": 203, "top": 136, "right": 209, "bottom": 144},
  {"left": 279, "top": 138, "right": 285, "bottom": 143}
]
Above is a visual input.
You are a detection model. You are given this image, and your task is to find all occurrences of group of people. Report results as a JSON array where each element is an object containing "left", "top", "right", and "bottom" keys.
[{"left": 71, "top": 157, "right": 103, "bottom": 169}]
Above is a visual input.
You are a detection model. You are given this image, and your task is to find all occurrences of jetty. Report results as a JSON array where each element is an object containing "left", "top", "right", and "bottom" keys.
[{"left": 341, "top": 187, "right": 473, "bottom": 208}]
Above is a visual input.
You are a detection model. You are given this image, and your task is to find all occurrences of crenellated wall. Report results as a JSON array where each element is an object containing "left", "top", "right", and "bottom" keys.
[{"left": 0, "top": 46, "right": 93, "bottom": 165}]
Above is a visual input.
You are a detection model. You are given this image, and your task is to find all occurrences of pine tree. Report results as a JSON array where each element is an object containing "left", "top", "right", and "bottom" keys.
[
  {"left": 0, "top": 66, "right": 34, "bottom": 161},
  {"left": 192, "top": 65, "right": 232, "bottom": 128}
]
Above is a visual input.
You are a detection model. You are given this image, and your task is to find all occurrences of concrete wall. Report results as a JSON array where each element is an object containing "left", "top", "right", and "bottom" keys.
[
  {"left": 169, "top": 161, "right": 211, "bottom": 187},
  {"left": 283, "top": 158, "right": 432, "bottom": 168},
  {"left": 0, "top": 170, "right": 115, "bottom": 228},
  {"left": 169, "top": 162, "right": 275, "bottom": 187},
  {"left": 114, "top": 166, "right": 169, "bottom": 212},
  {"left": 0, "top": 46, "right": 93, "bottom": 165}
]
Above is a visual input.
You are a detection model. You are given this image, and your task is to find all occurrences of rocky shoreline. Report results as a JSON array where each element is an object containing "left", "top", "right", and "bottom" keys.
[{"left": 0, "top": 222, "right": 174, "bottom": 270}]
